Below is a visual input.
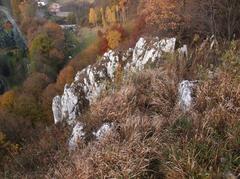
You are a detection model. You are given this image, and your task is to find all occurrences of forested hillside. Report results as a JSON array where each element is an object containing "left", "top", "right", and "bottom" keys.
[{"left": 0, "top": 0, "right": 240, "bottom": 178}]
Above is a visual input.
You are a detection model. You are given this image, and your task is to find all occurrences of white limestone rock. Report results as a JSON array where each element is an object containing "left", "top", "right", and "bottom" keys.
[
  {"left": 93, "top": 123, "right": 113, "bottom": 140},
  {"left": 68, "top": 122, "right": 85, "bottom": 151},
  {"left": 52, "top": 50, "right": 121, "bottom": 125},
  {"left": 178, "top": 44, "right": 188, "bottom": 58},
  {"left": 52, "top": 95, "right": 62, "bottom": 124},
  {"left": 51, "top": 36, "right": 180, "bottom": 150},
  {"left": 61, "top": 84, "right": 80, "bottom": 125},
  {"left": 52, "top": 37, "right": 177, "bottom": 125},
  {"left": 178, "top": 80, "right": 196, "bottom": 111},
  {"left": 125, "top": 37, "right": 176, "bottom": 72}
]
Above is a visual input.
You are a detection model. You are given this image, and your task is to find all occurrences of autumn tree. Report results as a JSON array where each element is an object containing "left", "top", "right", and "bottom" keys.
[
  {"left": 29, "top": 33, "right": 53, "bottom": 59},
  {"left": 119, "top": 0, "right": 128, "bottom": 22},
  {"left": 110, "top": 6, "right": 117, "bottom": 24},
  {"left": 44, "top": 22, "right": 64, "bottom": 38},
  {"left": 22, "top": 73, "right": 50, "bottom": 97},
  {"left": 105, "top": 6, "right": 117, "bottom": 25},
  {"left": 19, "top": 0, "right": 37, "bottom": 33},
  {"left": 129, "top": 15, "right": 146, "bottom": 46},
  {"left": 13, "top": 93, "right": 44, "bottom": 121},
  {"left": 89, "top": 8, "right": 98, "bottom": 26},
  {"left": 106, "top": 30, "right": 122, "bottom": 49},
  {"left": 139, "top": 0, "right": 183, "bottom": 36},
  {"left": 0, "top": 90, "right": 16, "bottom": 110},
  {"left": 185, "top": 0, "right": 240, "bottom": 40},
  {"left": 98, "top": 36, "right": 109, "bottom": 54},
  {"left": 29, "top": 22, "right": 66, "bottom": 79},
  {"left": 100, "top": 8, "right": 107, "bottom": 27},
  {"left": 11, "top": 0, "right": 21, "bottom": 22},
  {"left": 56, "top": 66, "right": 75, "bottom": 89}
]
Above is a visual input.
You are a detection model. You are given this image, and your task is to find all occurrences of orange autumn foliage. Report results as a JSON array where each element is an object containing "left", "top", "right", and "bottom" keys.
[{"left": 56, "top": 66, "right": 75, "bottom": 89}]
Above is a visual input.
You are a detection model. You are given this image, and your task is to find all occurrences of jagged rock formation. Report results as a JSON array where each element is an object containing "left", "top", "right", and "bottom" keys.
[
  {"left": 52, "top": 37, "right": 185, "bottom": 149},
  {"left": 52, "top": 37, "right": 176, "bottom": 125},
  {"left": 53, "top": 50, "right": 122, "bottom": 125},
  {"left": 68, "top": 122, "right": 85, "bottom": 150},
  {"left": 124, "top": 37, "right": 176, "bottom": 72}
]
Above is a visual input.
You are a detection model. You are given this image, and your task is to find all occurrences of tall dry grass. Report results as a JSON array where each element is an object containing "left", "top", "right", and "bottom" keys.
[{"left": 48, "top": 41, "right": 240, "bottom": 178}]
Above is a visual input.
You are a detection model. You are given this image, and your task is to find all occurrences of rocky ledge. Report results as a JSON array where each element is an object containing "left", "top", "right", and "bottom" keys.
[
  {"left": 52, "top": 37, "right": 196, "bottom": 150},
  {"left": 52, "top": 37, "right": 177, "bottom": 125}
]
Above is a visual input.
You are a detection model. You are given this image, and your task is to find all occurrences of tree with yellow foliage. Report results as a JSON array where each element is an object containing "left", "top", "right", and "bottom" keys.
[
  {"left": 111, "top": 6, "right": 117, "bottom": 23},
  {"left": 105, "top": 6, "right": 117, "bottom": 25},
  {"left": 106, "top": 30, "right": 122, "bottom": 49},
  {"left": 115, "top": 5, "right": 120, "bottom": 21},
  {"left": 100, "top": 8, "right": 107, "bottom": 27},
  {"left": 89, "top": 8, "right": 98, "bottom": 26}
]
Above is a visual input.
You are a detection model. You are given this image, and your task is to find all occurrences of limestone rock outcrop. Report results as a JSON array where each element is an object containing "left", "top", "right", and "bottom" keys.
[
  {"left": 52, "top": 37, "right": 177, "bottom": 125},
  {"left": 52, "top": 37, "right": 177, "bottom": 149}
]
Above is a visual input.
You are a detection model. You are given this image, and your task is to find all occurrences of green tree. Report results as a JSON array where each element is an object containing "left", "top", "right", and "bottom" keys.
[{"left": 29, "top": 33, "right": 53, "bottom": 59}]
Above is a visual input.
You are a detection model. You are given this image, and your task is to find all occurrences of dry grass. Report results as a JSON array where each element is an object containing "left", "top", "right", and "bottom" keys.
[
  {"left": 48, "top": 44, "right": 240, "bottom": 178},
  {"left": 2, "top": 40, "right": 240, "bottom": 178}
]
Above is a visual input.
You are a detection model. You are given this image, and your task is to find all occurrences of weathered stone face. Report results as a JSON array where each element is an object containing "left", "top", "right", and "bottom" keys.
[
  {"left": 178, "top": 80, "right": 196, "bottom": 112},
  {"left": 124, "top": 37, "right": 176, "bottom": 72},
  {"left": 52, "top": 37, "right": 177, "bottom": 149},
  {"left": 93, "top": 123, "right": 113, "bottom": 140},
  {"left": 52, "top": 50, "right": 121, "bottom": 125},
  {"left": 52, "top": 37, "right": 177, "bottom": 126}
]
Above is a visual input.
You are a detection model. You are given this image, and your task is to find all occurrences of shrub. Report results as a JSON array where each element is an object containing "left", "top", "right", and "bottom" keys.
[
  {"left": 12, "top": 93, "right": 44, "bottom": 122},
  {"left": 0, "top": 90, "right": 16, "bottom": 110},
  {"left": 222, "top": 40, "right": 240, "bottom": 79},
  {"left": 23, "top": 72, "right": 50, "bottom": 97}
]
